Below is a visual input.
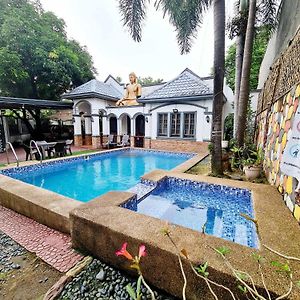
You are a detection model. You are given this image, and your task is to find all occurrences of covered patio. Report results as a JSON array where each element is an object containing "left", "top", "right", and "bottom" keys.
[{"left": 0, "top": 96, "right": 95, "bottom": 164}]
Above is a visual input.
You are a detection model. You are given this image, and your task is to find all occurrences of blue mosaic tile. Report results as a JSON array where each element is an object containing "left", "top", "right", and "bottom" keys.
[
  {"left": 123, "top": 176, "right": 258, "bottom": 249},
  {"left": 0, "top": 148, "right": 195, "bottom": 178}
]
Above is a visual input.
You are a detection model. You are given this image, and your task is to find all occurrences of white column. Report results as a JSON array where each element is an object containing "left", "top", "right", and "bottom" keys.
[
  {"left": 102, "top": 116, "right": 108, "bottom": 135},
  {"left": 84, "top": 116, "right": 92, "bottom": 135},
  {"left": 117, "top": 118, "right": 122, "bottom": 136},
  {"left": 145, "top": 115, "right": 151, "bottom": 138},
  {"left": 73, "top": 115, "right": 81, "bottom": 135},
  {"left": 92, "top": 115, "right": 100, "bottom": 136},
  {"left": 131, "top": 118, "right": 135, "bottom": 136}
]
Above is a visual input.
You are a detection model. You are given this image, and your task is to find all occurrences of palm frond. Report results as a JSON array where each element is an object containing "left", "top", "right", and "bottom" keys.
[
  {"left": 157, "top": 0, "right": 212, "bottom": 54},
  {"left": 256, "top": 0, "right": 279, "bottom": 30},
  {"left": 226, "top": 0, "right": 249, "bottom": 39},
  {"left": 118, "top": 0, "right": 147, "bottom": 42}
]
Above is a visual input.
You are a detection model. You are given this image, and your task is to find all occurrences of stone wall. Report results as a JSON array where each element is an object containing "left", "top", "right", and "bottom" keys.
[{"left": 256, "top": 24, "right": 300, "bottom": 225}]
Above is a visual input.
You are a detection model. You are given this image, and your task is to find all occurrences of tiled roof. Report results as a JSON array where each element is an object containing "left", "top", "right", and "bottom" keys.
[
  {"left": 141, "top": 68, "right": 212, "bottom": 100},
  {"left": 63, "top": 79, "right": 123, "bottom": 100}
]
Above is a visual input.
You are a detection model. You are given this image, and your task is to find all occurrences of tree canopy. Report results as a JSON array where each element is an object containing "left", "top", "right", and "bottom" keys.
[
  {"left": 137, "top": 76, "right": 164, "bottom": 85},
  {"left": 0, "top": 0, "right": 96, "bottom": 100},
  {"left": 225, "top": 25, "right": 272, "bottom": 92}
]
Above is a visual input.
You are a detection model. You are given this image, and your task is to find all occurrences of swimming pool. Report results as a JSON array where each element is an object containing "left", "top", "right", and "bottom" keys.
[
  {"left": 1, "top": 149, "right": 193, "bottom": 202},
  {"left": 124, "top": 177, "right": 258, "bottom": 248}
]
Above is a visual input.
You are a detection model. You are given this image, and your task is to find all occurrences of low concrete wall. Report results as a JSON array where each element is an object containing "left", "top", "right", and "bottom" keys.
[
  {"left": 149, "top": 139, "right": 208, "bottom": 154},
  {"left": 70, "top": 173, "right": 300, "bottom": 299},
  {"left": 0, "top": 174, "right": 81, "bottom": 233}
]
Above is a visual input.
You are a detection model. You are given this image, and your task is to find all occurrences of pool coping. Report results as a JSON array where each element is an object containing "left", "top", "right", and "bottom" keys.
[
  {"left": 70, "top": 170, "right": 300, "bottom": 299},
  {"left": 0, "top": 147, "right": 201, "bottom": 233}
]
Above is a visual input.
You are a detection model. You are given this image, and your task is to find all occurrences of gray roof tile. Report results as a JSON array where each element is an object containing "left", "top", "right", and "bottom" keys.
[
  {"left": 142, "top": 68, "right": 212, "bottom": 100},
  {"left": 63, "top": 79, "right": 123, "bottom": 100}
]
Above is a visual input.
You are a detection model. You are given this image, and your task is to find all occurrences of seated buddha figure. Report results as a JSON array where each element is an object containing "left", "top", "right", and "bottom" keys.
[{"left": 116, "top": 72, "right": 142, "bottom": 106}]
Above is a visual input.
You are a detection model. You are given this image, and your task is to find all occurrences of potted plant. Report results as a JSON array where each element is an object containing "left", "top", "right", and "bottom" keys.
[{"left": 242, "top": 149, "right": 264, "bottom": 180}]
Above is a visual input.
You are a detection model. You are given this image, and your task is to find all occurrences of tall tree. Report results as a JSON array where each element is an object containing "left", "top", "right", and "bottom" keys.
[
  {"left": 225, "top": 25, "right": 272, "bottom": 91},
  {"left": 0, "top": 0, "right": 96, "bottom": 99},
  {"left": 230, "top": 0, "right": 278, "bottom": 144},
  {"left": 227, "top": 0, "right": 249, "bottom": 136},
  {"left": 118, "top": 0, "right": 225, "bottom": 175},
  {"left": 236, "top": 0, "right": 257, "bottom": 146},
  {"left": 0, "top": 0, "right": 96, "bottom": 137},
  {"left": 211, "top": 0, "right": 225, "bottom": 175}
]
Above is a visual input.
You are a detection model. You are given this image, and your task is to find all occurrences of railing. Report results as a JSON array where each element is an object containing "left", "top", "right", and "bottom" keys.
[
  {"left": 5, "top": 142, "right": 19, "bottom": 167},
  {"left": 30, "top": 140, "right": 43, "bottom": 164}
]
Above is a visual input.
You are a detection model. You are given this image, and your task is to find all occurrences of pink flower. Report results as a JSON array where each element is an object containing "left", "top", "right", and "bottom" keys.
[
  {"left": 138, "top": 245, "right": 147, "bottom": 258},
  {"left": 116, "top": 242, "right": 133, "bottom": 260}
]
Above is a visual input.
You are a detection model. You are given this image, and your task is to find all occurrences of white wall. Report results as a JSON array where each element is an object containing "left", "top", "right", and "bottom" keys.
[{"left": 148, "top": 103, "right": 208, "bottom": 142}]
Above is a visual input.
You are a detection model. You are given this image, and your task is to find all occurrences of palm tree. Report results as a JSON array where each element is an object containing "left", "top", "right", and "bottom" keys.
[
  {"left": 236, "top": 0, "right": 257, "bottom": 146},
  {"left": 227, "top": 0, "right": 249, "bottom": 136},
  {"left": 233, "top": 0, "right": 278, "bottom": 145},
  {"left": 211, "top": 0, "right": 225, "bottom": 175},
  {"left": 118, "top": 0, "right": 225, "bottom": 175}
]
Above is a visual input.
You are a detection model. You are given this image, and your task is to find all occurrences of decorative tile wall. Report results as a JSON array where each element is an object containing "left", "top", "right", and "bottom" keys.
[{"left": 257, "top": 83, "right": 300, "bottom": 223}]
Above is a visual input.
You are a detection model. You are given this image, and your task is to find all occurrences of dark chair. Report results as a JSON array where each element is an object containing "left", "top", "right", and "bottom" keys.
[
  {"left": 21, "top": 144, "right": 39, "bottom": 161},
  {"left": 54, "top": 142, "right": 66, "bottom": 157}
]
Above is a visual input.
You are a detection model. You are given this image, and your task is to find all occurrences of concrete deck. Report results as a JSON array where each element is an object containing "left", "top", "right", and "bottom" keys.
[{"left": 70, "top": 171, "right": 300, "bottom": 299}]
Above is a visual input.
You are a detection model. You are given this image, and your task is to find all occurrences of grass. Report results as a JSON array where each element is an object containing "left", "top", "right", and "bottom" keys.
[
  {"left": 43, "top": 149, "right": 99, "bottom": 160},
  {"left": 187, "top": 156, "right": 211, "bottom": 175},
  {"left": 186, "top": 155, "right": 268, "bottom": 184}
]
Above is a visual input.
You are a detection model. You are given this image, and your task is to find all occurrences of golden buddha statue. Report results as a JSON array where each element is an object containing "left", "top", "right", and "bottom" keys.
[{"left": 116, "top": 72, "right": 142, "bottom": 106}]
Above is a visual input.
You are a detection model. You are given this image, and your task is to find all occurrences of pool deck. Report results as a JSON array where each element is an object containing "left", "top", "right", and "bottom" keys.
[
  {"left": 71, "top": 170, "right": 300, "bottom": 299},
  {"left": 1, "top": 147, "right": 299, "bottom": 298}
]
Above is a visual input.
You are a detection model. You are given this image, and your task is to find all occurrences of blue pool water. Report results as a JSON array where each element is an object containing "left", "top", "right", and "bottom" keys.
[
  {"left": 1, "top": 149, "right": 192, "bottom": 202},
  {"left": 124, "top": 177, "right": 258, "bottom": 248}
]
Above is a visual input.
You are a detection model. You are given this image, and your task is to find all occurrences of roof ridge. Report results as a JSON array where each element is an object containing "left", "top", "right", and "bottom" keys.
[
  {"left": 108, "top": 83, "right": 123, "bottom": 97},
  {"left": 142, "top": 69, "right": 191, "bottom": 99}
]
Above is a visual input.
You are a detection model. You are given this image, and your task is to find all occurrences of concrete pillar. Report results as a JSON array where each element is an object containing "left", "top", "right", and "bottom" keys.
[
  {"left": 117, "top": 118, "right": 122, "bottom": 143},
  {"left": 91, "top": 115, "right": 101, "bottom": 149},
  {"left": 73, "top": 115, "right": 82, "bottom": 146},
  {"left": 131, "top": 118, "right": 135, "bottom": 136},
  {"left": 145, "top": 115, "right": 151, "bottom": 138},
  {"left": 84, "top": 116, "right": 92, "bottom": 135},
  {"left": 102, "top": 116, "right": 108, "bottom": 135},
  {"left": 84, "top": 115, "right": 92, "bottom": 145}
]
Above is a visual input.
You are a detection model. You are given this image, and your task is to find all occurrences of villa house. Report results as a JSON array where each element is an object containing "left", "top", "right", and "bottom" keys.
[{"left": 63, "top": 68, "right": 234, "bottom": 153}]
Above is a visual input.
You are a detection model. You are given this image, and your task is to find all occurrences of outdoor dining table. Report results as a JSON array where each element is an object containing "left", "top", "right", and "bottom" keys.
[{"left": 35, "top": 141, "right": 57, "bottom": 159}]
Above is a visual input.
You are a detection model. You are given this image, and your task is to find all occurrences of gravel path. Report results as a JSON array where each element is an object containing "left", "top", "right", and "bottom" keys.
[
  {"left": 58, "top": 258, "right": 176, "bottom": 300},
  {"left": 0, "top": 230, "right": 26, "bottom": 274}
]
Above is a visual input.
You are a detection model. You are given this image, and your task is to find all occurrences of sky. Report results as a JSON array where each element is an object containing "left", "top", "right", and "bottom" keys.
[{"left": 40, "top": 0, "right": 235, "bottom": 83}]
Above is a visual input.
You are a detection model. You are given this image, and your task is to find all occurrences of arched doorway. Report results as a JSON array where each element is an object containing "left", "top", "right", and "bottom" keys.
[
  {"left": 135, "top": 114, "right": 145, "bottom": 147},
  {"left": 135, "top": 115, "right": 145, "bottom": 136},
  {"left": 109, "top": 115, "right": 117, "bottom": 139},
  {"left": 75, "top": 101, "right": 92, "bottom": 146}
]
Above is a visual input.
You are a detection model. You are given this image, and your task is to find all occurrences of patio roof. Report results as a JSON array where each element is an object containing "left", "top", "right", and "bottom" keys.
[{"left": 0, "top": 96, "right": 73, "bottom": 110}]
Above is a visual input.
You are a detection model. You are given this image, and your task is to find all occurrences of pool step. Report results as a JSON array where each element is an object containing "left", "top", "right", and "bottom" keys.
[{"left": 127, "top": 183, "right": 156, "bottom": 200}]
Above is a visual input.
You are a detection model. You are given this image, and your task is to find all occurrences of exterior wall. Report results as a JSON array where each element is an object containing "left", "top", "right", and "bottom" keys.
[
  {"left": 258, "top": 0, "right": 300, "bottom": 88},
  {"left": 74, "top": 135, "right": 83, "bottom": 147},
  {"left": 256, "top": 21, "right": 300, "bottom": 223},
  {"left": 257, "top": 84, "right": 300, "bottom": 222},
  {"left": 148, "top": 103, "right": 210, "bottom": 142},
  {"left": 71, "top": 81, "right": 234, "bottom": 146},
  {"left": 150, "top": 139, "right": 208, "bottom": 154}
]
